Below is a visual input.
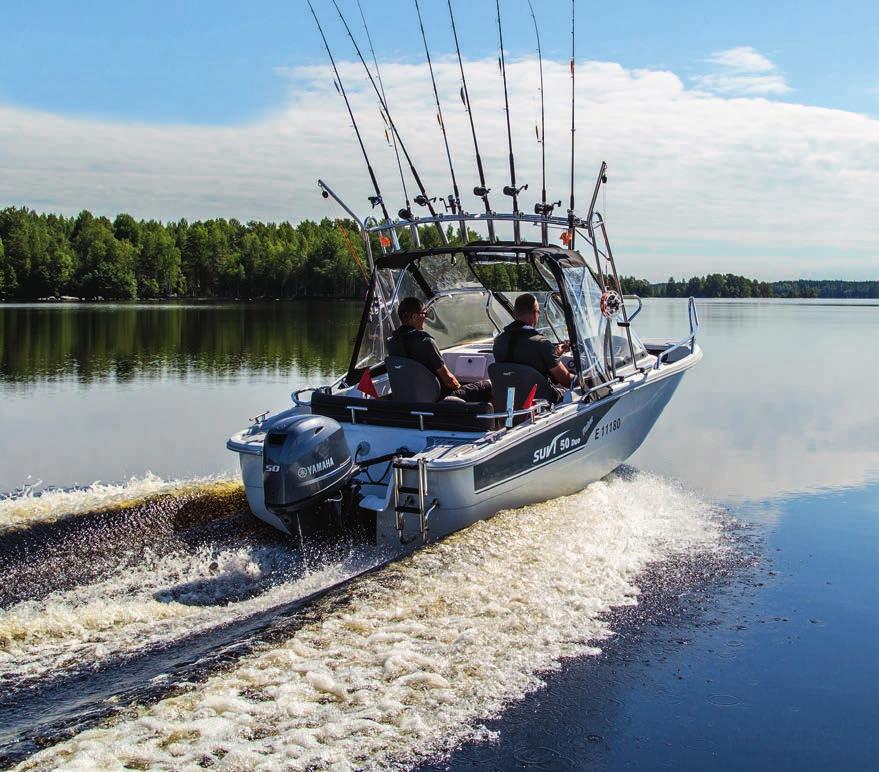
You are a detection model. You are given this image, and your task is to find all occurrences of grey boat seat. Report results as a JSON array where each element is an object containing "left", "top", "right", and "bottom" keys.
[
  {"left": 384, "top": 356, "right": 465, "bottom": 403},
  {"left": 488, "top": 362, "right": 564, "bottom": 425},
  {"left": 385, "top": 355, "right": 440, "bottom": 402}
]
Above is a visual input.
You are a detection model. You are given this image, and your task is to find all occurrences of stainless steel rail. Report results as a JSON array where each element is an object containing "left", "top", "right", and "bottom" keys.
[
  {"left": 623, "top": 294, "right": 643, "bottom": 321},
  {"left": 475, "top": 399, "right": 552, "bottom": 426},
  {"left": 653, "top": 297, "right": 700, "bottom": 369}
]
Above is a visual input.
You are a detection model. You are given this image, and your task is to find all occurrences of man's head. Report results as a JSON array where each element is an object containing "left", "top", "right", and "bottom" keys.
[
  {"left": 398, "top": 296, "right": 428, "bottom": 330},
  {"left": 513, "top": 293, "right": 539, "bottom": 327}
]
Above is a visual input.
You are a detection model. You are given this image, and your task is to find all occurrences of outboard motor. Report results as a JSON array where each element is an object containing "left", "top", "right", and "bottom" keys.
[{"left": 262, "top": 414, "right": 357, "bottom": 518}]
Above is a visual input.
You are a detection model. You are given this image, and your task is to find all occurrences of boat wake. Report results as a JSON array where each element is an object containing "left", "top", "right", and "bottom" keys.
[
  {"left": 6, "top": 469, "right": 735, "bottom": 771},
  {"left": 0, "top": 473, "right": 242, "bottom": 534}
]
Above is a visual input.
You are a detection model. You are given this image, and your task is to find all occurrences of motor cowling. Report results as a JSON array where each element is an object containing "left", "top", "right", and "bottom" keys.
[{"left": 262, "top": 414, "right": 356, "bottom": 516}]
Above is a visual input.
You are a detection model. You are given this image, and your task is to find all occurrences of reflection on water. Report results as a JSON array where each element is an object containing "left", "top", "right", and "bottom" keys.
[
  {"left": 0, "top": 301, "right": 361, "bottom": 384},
  {"left": 0, "top": 301, "right": 361, "bottom": 492},
  {"left": 1, "top": 299, "right": 876, "bottom": 501},
  {"left": 631, "top": 299, "right": 879, "bottom": 502}
]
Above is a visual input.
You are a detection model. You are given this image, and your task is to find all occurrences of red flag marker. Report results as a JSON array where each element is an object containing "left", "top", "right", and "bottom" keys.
[
  {"left": 357, "top": 368, "right": 378, "bottom": 399},
  {"left": 522, "top": 383, "right": 538, "bottom": 409}
]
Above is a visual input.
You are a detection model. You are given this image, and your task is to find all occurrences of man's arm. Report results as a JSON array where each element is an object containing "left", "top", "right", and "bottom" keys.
[
  {"left": 549, "top": 361, "right": 574, "bottom": 388},
  {"left": 541, "top": 338, "right": 572, "bottom": 387},
  {"left": 436, "top": 364, "right": 461, "bottom": 391},
  {"left": 421, "top": 336, "right": 461, "bottom": 390}
]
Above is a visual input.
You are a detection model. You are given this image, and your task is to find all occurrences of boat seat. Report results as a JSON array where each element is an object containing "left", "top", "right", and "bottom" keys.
[
  {"left": 488, "top": 362, "right": 564, "bottom": 426},
  {"left": 310, "top": 391, "right": 494, "bottom": 432},
  {"left": 384, "top": 356, "right": 442, "bottom": 402}
]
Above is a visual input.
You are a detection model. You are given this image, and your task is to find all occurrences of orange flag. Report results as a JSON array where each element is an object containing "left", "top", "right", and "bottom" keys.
[
  {"left": 357, "top": 368, "right": 378, "bottom": 399},
  {"left": 522, "top": 383, "right": 538, "bottom": 409}
]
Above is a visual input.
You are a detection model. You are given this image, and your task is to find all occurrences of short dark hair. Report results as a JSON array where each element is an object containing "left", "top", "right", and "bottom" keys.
[
  {"left": 514, "top": 293, "right": 539, "bottom": 318},
  {"left": 398, "top": 296, "right": 425, "bottom": 322}
]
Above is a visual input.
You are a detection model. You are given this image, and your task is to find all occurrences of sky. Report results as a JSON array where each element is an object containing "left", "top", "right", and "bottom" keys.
[{"left": 1, "top": 0, "right": 877, "bottom": 280}]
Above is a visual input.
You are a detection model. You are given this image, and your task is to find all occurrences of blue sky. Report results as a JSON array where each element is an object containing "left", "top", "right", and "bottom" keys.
[
  {"left": 1, "top": 1, "right": 877, "bottom": 280},
  {"left": 2, "top": 0, "right": 876, "bottom": 123}
]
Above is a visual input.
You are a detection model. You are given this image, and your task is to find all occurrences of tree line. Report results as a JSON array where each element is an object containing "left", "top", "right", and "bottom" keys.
[
  {"left": 0, "top": 207, "right": 376, "bottom": 301},
  {"left": 0, "top": 207, "right": 874, "bottom": 300},
  {"left": 620, "top": 274, "right": 877, "bottom": 299}
]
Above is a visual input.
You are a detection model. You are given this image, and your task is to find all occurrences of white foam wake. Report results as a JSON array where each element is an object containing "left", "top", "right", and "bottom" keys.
[
  {"left": 0, "top": 473, "right": 239, "bottom": 533},
  {"left": 0, "top": 538, "right": 373, "bottom": 686},
  {"left": 17, "top": 471, "right": 726, "bottom": 771}
]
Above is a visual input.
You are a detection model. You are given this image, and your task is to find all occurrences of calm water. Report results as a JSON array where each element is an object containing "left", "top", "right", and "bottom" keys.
[
  {"left": 0, "top": 300, "right": 362, "bottom": 491},
  {"left": 1, "top": 298, "right": 877, "bottom": 768}
]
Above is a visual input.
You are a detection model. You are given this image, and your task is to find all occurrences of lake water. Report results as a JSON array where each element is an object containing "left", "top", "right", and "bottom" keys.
[{"left": 0, "top": 299, "right": 877, "bottom": 768}]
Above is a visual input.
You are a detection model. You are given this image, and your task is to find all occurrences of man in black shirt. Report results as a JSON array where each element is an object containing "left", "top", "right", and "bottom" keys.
[
  {"left": 492, "top": 293, "right": 575, "bottom": 402},
  {"left": 387, "top": 297, "right": 492, "bottom": 402}
]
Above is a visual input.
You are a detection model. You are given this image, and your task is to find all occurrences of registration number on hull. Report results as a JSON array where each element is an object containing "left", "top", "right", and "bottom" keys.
[{"left": 594, "top": 417, "right": 622, "bottom": 441}]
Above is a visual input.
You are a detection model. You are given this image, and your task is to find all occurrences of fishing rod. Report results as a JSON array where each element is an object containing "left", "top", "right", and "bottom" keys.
[
  {"left": 414, "top": 0, "right": 467, "bottom": 244},
  {"left": 355, "top": 0, "right": 411, "bottom": 224},
  {"left": 306, "top": 0, "right": 391, "bottom": 226},
  {"left": 448, "top": 0, "right": 496, "bottom": 242},
  {"left": 496, "top": 0, "right": 526, "bottom": 244},
  {"left": 567, "top": 0, "right": 576, "bottom": 249},
  {"left": 527, "top": 0, "right": 558, "bottom": 246},
  {"left": 331, "top": 0, "right": 447, "bottom": 245}
]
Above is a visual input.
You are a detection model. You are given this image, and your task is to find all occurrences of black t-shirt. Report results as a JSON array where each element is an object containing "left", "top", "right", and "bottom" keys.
[
  {"left": 492, "top": 320, "right": 560, "bottom": 377},
  {"left": 387, "top": 325, "right": 445, "bottom": 373}
]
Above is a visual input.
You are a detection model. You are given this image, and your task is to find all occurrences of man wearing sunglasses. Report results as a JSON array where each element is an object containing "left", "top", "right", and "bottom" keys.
[
  {"left": 388, "top": 296, "right": 491, "bottom": 402},
  {"left": 492, "top": 293, "right": 575, "bottom": 402}
]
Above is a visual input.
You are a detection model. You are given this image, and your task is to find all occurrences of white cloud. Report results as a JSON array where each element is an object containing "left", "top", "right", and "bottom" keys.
[
  {"left": 1, "top": 56, "right": 877, "bottom": 280},
  {"left": 705, "top": 46, "right": 776, "bottom": 73},
  {"left": 693, "top": 46, "right": 792, "bottom": 96}
]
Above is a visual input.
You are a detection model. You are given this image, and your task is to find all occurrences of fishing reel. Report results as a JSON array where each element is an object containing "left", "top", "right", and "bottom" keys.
[
  {"left": 503, "top": 184, "right": 528, "bottom": 197},
  {"left": 414, "top": 194, "right": 437, "bottom": 208},
  {"left": 600, "top": 289, "right": 623, "bottom": 319},
  {"left": 534, "top": 200, "right": 561, "bottom": 217},
  {"left": 440, "top": 195, "right": 459, "bottom": 214},
  {"left": 368, "top": 195, "right": 383, "bottom": 209},
  {"left": 398, "top": 207, "right": 414, "bottom": 220},
  {"left": 473, "top": 186, "right": 491, "bottom": 198}
]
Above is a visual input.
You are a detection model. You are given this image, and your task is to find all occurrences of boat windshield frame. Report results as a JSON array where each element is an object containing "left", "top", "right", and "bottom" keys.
[{"left": 344, "top": 243, "right": 605, "bottom": 386}]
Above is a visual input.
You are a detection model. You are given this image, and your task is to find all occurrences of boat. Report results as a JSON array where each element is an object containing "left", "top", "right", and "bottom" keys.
[
  {"left": 226, "top": 1, "right": 702, "bottom": 551},
  {"left": 226, "top": 185, "right": 701, "bottom": 549}
]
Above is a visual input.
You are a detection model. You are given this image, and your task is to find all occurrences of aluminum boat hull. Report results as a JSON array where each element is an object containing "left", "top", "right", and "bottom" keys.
[{"left": 229, "top": 346, "right": 699, "bottom": 549}]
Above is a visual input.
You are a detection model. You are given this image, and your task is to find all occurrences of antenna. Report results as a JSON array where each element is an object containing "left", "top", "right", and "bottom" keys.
[
  {"left": 414, "top": 0, "right": 466, "bottom": 244},
  {"left": 496, "top": 0, "right": 526, "bottom": 244},
  {"left": 356, "top": 0, "right": 411, "bottom": 221},
  {"left": 567, "top": 0, "right": 576, "bottom": 249},
  {"left": 527, "top": 0, "right": 553, "bottom": 246},
  {"left": 331, "top": 0, "right": 447, "bottom": 244},
  {"left": 448, "top": 0, "right": 496, "bottom": 243},
  {"left": 306, "top": 0, "right": 390, "bottom": 225}
]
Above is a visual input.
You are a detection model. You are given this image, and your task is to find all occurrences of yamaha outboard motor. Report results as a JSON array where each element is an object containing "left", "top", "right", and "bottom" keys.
[{"left": 262, "top": 414, "right": 357, "bottom": 518}]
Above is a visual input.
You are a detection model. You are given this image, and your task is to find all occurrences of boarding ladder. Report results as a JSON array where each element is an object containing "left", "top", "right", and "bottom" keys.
[{"left": 392, "top": 456, "right": 437, "bottom": 545}]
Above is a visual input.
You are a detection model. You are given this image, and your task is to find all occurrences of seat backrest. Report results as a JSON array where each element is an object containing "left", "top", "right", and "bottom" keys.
[
  {"left": 385, "top": 356, "right": 442, "bottom": 403},
  {"left": 488, "top": 362, "right": 561, "bottom": 418}
]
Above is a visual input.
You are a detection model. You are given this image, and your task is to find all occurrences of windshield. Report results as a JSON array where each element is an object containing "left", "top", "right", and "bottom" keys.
[
  {"left": 350, "top": 249, "right": 647, "bottom": 383},
  {"left": 558, "top": 265, "right": 647, "bottom": 375},
  {"left": 424, "top": 290, "right": 511, "bottom": 349}
]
